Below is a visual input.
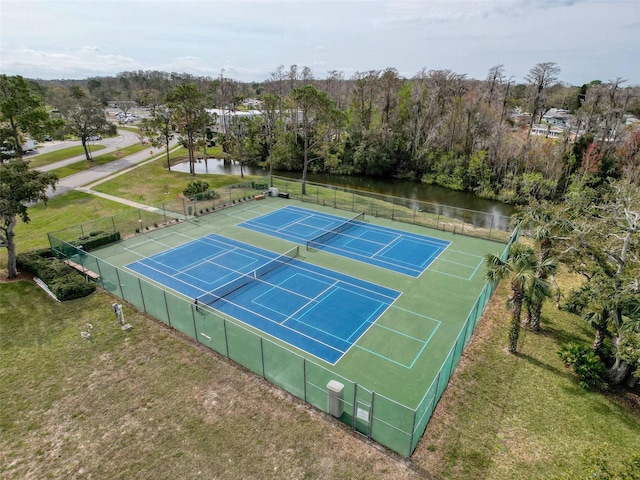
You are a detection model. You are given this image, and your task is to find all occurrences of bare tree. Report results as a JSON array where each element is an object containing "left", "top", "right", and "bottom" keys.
[
  {"left": 324, "top": 70, "right": 348, "bottom": 110},
  {"left": 378, "top": 67, "right": 401, "bottom": 129},
  {"left": 485, "top": 64, "right": 505, "bottom": 107},
  {"left": 289, "top": 85, "right": 343, "bottom": 194},
  {"left": 351, "top": 70, "right": 380, "bottom": 133},
  {"left": 525, "top": 62, "right": 561, "bottom": 137}
]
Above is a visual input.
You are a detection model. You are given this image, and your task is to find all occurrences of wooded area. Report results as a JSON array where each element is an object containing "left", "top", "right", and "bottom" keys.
[{"left": 30, "top": 63, "right": 640, "bottom": 204}]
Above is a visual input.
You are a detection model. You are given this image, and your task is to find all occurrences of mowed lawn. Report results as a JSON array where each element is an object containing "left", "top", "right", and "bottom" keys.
[
  {"left": 1, "top": 168, "right": 639, "bottom": 478},
  {"left": 1, "top": 281, "right": 421, "bottom": 480}
]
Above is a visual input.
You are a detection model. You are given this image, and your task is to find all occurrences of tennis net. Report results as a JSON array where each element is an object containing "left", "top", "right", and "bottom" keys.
[
  {"left": 196, "top": 245, "right": 300, "bottom": 307},
  {"left": 306, "top": 212, "right": 364, "bottom": 250}
]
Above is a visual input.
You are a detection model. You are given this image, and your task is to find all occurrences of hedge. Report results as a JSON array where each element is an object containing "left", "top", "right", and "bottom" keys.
[
  {"left": 76, "top": 230, "right": 121, "bottom": 251},
  {"left": 17, "top": 249, "right": 96, "bottom": 301}
]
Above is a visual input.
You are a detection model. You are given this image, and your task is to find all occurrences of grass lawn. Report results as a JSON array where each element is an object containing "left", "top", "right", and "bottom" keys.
[
  {"left": 0, "top": 192, "right": 134, "bottom": 269},
  {"left": 27, "top": 145, "right": 107, "bottom": 169},
  {"left": 413, "top": 273, "right": 640, "bottom": 479},
  {"left": 50, "top": 144, "right": 149, "bottom": 178},
  {"left": 92, "top": 147, "right": 251, "bottom": 206},
  {"left": 1, "top": 259, "right": 638, "bottom": 478},
  {"left": 0, "top": 281, "right": 420, "bottom": 480}
]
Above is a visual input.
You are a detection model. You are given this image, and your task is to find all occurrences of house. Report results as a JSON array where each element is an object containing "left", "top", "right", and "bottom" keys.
[
  {"left": 542, "top": 108, "right": 572, "bottom": 127},
  {"left": 530, "top": 124, "right": 565, "bottom": 139}
]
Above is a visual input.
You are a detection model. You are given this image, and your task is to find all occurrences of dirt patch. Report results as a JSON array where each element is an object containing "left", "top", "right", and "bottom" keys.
[{"left": 0, "top": 271, "right": 33, "bottom": 283}]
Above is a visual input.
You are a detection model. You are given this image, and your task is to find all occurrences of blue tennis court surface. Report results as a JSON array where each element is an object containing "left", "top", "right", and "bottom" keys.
[
  {"left": 239, "top": 205, "right": 451, "bottom": 277},
  {"left": 125, "top": 234, "right": 400, "bottom": 364}
]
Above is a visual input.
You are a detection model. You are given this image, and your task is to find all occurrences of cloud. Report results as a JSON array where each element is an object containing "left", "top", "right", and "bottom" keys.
[{"left": 0, "top": 46, "right": 137, "bottom": 78}]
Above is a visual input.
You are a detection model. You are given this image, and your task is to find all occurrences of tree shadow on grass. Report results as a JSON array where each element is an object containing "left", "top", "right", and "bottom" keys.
[
  {"left": 516, "top": 351, "right": 569, "bottom": 378},
  {"left": 536, "top": 323, "right": 590, "bottom": 349}
]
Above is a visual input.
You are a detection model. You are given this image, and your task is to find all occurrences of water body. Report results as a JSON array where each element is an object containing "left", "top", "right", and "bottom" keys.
[{"left": 174, "top": 159, "right": 515, "bottom": 229}]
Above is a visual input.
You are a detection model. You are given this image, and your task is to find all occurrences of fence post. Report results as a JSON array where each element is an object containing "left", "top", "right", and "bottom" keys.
[
  {"left": 260, "top": 337, "right": 265, "bottom": 378},
  {"left": 138, "top": 277, "right": 147, "bottom": 313},
  {"left": 223, "top": 318, "right": 230, "bottom": 358},
  {"left": 488, "top": 215, "right": 494, "bottom": 241},
  {"left": 93, "top": 257, "right": 104, "bottom": 289},
  {"left": 368, "top": 391, "right": 375, "bottom": 439},
  {"left": 114, "top": 268, "right": 124, "bottom": 298},
  {"left": 352, "top": 383, "right": 359, "bottom": 430},
  {"left": 303, "top": 358, "right": 307, "bottom": 402},
  {"left": 163, "top": 291, "right": 172, "bottom": 327},
  {"left": 409, "top": 407, "right": 418, "bottom": 457}
]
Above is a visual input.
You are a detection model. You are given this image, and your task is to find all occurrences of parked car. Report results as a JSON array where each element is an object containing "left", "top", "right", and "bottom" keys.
[
  {"left": 86, "top": 135, "right": 102, "bottom": 141},
  {"left": 1, "top": 146, "right": 16, "bottom": 160}
]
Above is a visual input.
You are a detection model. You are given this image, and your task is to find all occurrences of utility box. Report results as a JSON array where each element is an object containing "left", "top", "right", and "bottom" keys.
[
  {"left": 327, "top": 380, "right": 344, "bottom": 418},
  {"left": 268, "top": 187, "right": 279, "bottom": 197}
]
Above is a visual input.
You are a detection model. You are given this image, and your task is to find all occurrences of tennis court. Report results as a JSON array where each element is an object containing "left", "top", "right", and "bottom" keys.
[
  {"left": 55, "top": 186, "right": 516, "bottom": 457},
  {"left": 125, "top": 234, "right": 400, "bottom": 364},
  {"left": 239, "top": 205, "right": 450, "bottom": 277}
]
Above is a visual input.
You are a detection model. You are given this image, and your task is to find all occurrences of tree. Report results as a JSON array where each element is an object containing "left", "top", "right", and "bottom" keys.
[
  {"left": 525, "top": 62, "right": 560, "bottom": 137},
  {"left": 53, "top": 87, "right": 109, "bottom": 161},
  {"left": 141, "top": 106, "right": 175, "bottom": 170},
  {"left": 485, "top": 64, "right": 505, "bottom": 108},
  {"left": 259, "top": 93, "right": 282, "bottom": 180},
  {"left": 484, "top": 243, "right": 538, "bottom": 353},
  {"left": 165, "top": 83, "right": 212, "bottom": 175},
  {"left": 224, "top": 115, "right": 252, "bottom": 178},
  {"left": 0, "top": 75, "right": 51, "bottom": 159},
  {"left": 0, "top": 159, "right": 57, "bottom": 279},
  {"left": 516, "top": 202, "right": 565, "bottom": 330},
  {"left": 379, "top": 67, "right": 402, "bottom": 129},
  {"left": 523, "top": 257, "right": 559, "bottom": 331},
  {"left": 555, "top": 179, "right": 640, "bottom": 384},
  {"left": 289, "top": 85, "right": 343, "bottom": 194}
]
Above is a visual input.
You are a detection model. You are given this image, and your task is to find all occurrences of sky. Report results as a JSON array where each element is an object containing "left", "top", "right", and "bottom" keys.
[{"left": 1, "top": 0, "right": 638, "bottom": 86}]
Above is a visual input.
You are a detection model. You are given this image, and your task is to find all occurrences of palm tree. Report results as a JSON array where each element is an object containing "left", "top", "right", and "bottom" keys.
[
  {"left": 484, "top": 243, "right": 537, "bottom": 353},
  {"left": 516, "top": 202, "right": 567, "bottom": 329},
  {"left": 524, "top": 257, "right": 559, "bottom": 331}
]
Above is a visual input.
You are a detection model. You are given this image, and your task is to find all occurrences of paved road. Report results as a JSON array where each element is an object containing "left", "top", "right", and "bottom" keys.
[
  {"left": 33, "top": 129, "right": 141, "bottom": 172},
  {"left": 37, "top": 131, "right": 180, "bottom": 198}
]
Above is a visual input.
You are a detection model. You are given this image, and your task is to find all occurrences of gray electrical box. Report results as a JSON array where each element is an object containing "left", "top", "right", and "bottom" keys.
[{"left": 327, "top": 380, "right": 344, "bottom": 418}]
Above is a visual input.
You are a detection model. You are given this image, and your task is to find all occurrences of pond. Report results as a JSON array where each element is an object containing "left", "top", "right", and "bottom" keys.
[{"left": 174, "top": 159, "right": 515, "bottom": 227}]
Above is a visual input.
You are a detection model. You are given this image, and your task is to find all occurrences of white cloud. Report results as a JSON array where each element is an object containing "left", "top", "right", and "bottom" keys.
[
  {"left": 0, "top": 0, "right": 638, "bottom": 84},
  {"left": 0, "top": 46, "right": 137, "bottom": 78}
]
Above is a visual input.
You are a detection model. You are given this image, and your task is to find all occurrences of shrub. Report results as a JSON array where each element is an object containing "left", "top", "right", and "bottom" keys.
[
  {"left": 17, "top": 251, "right": 96, "bottom": 301},
  {"left": 558, "top": 342, "right": 608, "bottom": 390},
  {"left": 183, "top": 180, "right": 216, "bottom": 200},
  {"left": 75, "top": 231, "right": 121, "bottom": 251}
]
